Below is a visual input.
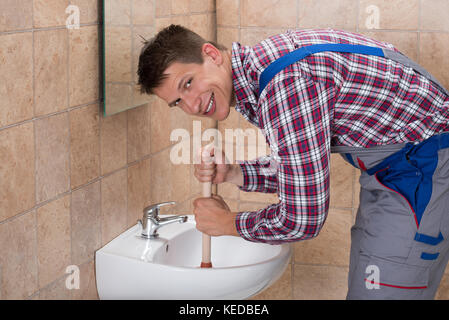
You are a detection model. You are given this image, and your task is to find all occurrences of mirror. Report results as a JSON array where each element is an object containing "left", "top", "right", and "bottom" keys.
[{"left": 101, "top": 0, "right": 153, "bottom": 116}]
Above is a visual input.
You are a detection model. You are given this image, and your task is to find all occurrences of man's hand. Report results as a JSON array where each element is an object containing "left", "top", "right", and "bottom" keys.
[
  {"left": 194, "top": 147, "right": 243, "bottom": 186},
  {"left": 193, "top": 195, "right": 239, "bottom": 237}
]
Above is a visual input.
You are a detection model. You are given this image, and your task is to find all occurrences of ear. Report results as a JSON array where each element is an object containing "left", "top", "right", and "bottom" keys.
[{"left": 201, "top": 43, "right": 223, "bottom": 65}]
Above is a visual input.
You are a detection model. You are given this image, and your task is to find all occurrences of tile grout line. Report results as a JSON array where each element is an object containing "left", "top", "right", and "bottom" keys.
[
  {"left": 0, "top": 21, "right": 98, "bottom": 35},
  {"left": 31, "top": 0, "right": 41, "bottom": 297},
  {"left": 0, "top": 100, "right": 100, "bottom": 133},
  {"left": 417, "top": 0, "right": 422, "bottom": 63},
  {"left": 125, "top": 110, "right": 130, "bottom": 228},
  {"left": 296, "top": 0, "right": 300, "bottom": 28},
  {"left": 66, "top": 10, "right": 75, "bottom": 295}
]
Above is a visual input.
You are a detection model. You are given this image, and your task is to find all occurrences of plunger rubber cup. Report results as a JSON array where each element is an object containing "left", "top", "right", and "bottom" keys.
[{"left": 200, "top": 262, "right": 213, "bottom": 268}]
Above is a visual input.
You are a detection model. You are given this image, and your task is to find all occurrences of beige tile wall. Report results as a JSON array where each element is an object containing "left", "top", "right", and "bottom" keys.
[
  {"left": 216, "top": 0, "right": 449, "bottom": 300},
  {"left": 0, "top": 0, "right": 215, "bottom": 300},
  {"left": 1, "top": 0, "right": 448, "bottom": 301}
]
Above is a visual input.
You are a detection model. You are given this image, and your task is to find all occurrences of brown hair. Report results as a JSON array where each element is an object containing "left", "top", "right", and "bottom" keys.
[{"left": 137, "top": 24, "right": 227, "bottom": 95}]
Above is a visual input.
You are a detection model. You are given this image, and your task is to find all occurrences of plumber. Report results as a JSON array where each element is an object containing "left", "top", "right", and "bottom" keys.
[{"left": 137, "top": 24, "right": 449, "bottom": 299}]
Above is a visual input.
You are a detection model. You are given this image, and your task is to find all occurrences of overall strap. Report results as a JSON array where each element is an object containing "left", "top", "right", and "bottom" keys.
[
  {"left": 258, "top": 43, "right": 449, "bottom": 97},
  {"left": 259, "top": 43, "right": 385, "bottom": 95}
]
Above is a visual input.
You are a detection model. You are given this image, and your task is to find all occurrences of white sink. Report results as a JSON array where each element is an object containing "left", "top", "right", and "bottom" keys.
[{"left": 95, "top": 215, "right": 291, "bottom": 300}]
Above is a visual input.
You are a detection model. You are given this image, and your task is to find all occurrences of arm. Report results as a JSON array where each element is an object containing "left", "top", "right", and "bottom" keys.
[{"left": 235, "top": 76, "right": 336, "bottom": 244}]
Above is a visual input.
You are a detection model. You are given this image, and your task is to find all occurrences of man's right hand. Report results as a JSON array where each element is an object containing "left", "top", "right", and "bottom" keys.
[{"left": 194, "top": 148, "right": 243, "bottom": 186}]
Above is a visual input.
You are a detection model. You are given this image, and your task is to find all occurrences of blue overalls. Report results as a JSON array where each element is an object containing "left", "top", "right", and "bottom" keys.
[{"left": 260, "top": 43, "right": 449, "bottom": 299}]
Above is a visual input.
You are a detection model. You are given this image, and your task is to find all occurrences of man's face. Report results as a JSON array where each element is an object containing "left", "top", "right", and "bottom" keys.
[{"left": 153, "top": 44, "right": 234, "bottom": 121}]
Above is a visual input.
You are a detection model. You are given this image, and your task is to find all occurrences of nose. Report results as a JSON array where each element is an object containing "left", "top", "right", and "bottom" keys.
[{"left": 181, "top": 91, "right": 201, "bottom": 115}]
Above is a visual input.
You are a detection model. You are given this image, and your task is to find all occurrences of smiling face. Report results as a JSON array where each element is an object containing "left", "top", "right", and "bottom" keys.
[{"left": 153, "top": 43, "right": 234, "bottom": 121}]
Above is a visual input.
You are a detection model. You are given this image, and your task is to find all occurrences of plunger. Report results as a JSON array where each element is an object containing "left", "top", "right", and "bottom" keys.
[{"left": 200, "top": 145, "right": 213, "bottom": 268}]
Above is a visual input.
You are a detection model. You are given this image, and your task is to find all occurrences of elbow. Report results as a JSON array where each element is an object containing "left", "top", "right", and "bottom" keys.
[
  {"left": 278, "top": 206, "right": 327, "bottom": 242},
  {"left": 300, "top": 222, "right": 324, "bottom": 240},
  {"left": 284, "top": 223, "right": 323, "bottom": 242}
]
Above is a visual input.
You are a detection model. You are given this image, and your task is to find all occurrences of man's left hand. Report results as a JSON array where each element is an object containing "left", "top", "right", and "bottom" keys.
[{"left": 193, "top": 195, "right": 239, "bottom": 237}]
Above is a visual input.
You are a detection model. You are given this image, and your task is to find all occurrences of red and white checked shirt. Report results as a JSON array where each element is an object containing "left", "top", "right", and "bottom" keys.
[{"left": 231, "top": 29, "right": 449, "bottom": 244}]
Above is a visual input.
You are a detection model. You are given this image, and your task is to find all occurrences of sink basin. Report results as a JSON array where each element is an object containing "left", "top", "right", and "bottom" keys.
[{"left": 95, "top": 215, "right": 291, "bottom": 300}]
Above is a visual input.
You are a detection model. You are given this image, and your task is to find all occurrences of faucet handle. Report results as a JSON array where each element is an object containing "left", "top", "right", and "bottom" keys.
[{"left": 143, "top": 201, "right": 176, "bottom": 218}]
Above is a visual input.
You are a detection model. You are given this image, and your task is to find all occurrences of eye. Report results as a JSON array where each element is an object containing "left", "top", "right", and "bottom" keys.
[
  {"left": 170, "top": 78, "right": 192, "bottom": 108},
  {"left": 185, "top": 78, "right": 192, "bottom": 89}
]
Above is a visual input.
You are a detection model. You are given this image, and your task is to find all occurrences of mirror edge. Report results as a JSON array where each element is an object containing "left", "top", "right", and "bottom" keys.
[{"left": 100, "top": 0, "right": 106, "bottom": 117}]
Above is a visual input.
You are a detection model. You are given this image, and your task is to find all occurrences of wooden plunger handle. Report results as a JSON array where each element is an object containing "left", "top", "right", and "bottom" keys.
[
  {"left": 201, "top": 182, "right": 212, "bottom": 267},
  {"left": 200, "top": 144, "right": 213, "bottom": 268}
]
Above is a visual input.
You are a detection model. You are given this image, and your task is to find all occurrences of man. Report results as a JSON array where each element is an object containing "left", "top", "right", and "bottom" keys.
[{"left": 138, "top": 24, "right": 449, "bottom": 299}]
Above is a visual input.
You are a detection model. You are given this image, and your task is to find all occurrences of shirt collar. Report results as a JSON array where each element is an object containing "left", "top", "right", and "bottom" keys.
[{"left": 231, "top": 42, "right": 260, "bottom": 127}]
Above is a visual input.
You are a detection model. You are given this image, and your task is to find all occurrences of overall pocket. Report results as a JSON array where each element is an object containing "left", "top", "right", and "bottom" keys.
[
  {"left": 357, "top": 171, "right": 417, "bottom": 259},
  {"left": 368, "top": 143, "right": 446, "bottom": 268},
  {"left": 347, "top": 253, "right": 430, "bottom": 299},
  {"left": 366, "top": 255, "right": 429, "bottom": 290}
]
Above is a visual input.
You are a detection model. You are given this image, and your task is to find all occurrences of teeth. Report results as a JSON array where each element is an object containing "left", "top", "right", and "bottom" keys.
[{"left": 206, "top": 93, "right": 214, "bottom": 113}]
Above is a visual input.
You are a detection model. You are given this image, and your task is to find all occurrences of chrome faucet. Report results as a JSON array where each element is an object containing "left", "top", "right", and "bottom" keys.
[{"left": 138, "top": 201, "right": 188, "bottom": 239}]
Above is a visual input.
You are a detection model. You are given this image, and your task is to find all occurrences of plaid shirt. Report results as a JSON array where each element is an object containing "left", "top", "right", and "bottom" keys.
[{"left": 231, "top": 29, "right": 449, "bottom": 244}]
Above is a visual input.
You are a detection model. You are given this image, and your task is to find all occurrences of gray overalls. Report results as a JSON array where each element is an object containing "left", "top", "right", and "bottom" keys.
[{"left": 260, "top": 44, "right": 449, "bottom": 299}]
